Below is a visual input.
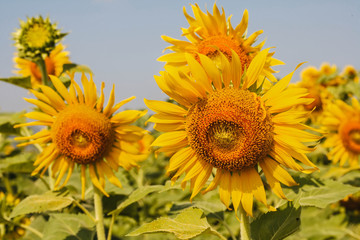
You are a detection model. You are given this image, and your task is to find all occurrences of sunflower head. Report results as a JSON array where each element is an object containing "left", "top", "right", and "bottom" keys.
[
  {"left": 158, "top": 3, "right": 283, "bottom": 84},
  {"left": 13, "top": 43, "right": 70, "bottom": 88},
  {"left": 322, "top": 98, "right": 360, "bottom": 167},
  {"left": 186, "top": 88, "right": 274, "bottom": 172},
  {"left": 147, "top": 49, "right": 320, "bottom": 216},
  {"left": 342, "top": 65, "right": 359, "bottom": 83},
  {"left": 15, "top": 73, "right": 148, "bottom": 198},
  {"left": 13, "top": 16, "right": 67, "bottom": 59}
]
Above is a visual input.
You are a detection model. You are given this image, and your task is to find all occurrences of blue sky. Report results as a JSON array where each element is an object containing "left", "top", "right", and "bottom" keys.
[{"left": 1, "top": 0, "right": 360, "bottom": 112}]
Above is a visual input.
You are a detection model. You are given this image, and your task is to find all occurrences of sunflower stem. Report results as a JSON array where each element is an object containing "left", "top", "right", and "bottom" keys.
[
  {"left": 73, "top": 200, "right": 96, "bottom": 223},
  {"left": 19, "top": 223, "right": 44, "bottom": 238},
  {"left": 3, "top": 173, "right": 13, "bottom": 195},
  {"left": 93, "top": 185, "right": 106, "bottom": 240},
  {"left": 36, "top": 57, "right": 48, "bottom": 86},
  {"left": 106, "top": 214, "right": 115, "bottom": 240},
  {"left": 239, "top": 205, "right": 251, "bottom": 240}
]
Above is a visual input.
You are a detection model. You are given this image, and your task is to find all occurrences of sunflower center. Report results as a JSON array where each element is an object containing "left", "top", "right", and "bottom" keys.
[
  {"left": 186, "top": 88, "right": 273, "bottom": 171},
  {"left": 24, "top": 24, "right": 51, "bottom": 48},
  {"left": 52, "top": 105, "right": 114, "bottom": 164},
  {"left": 197, "top": 36, "right": 250, "bottom": 67},
  {"left": 71, "top": 131, "right": 90, "bottom": 148},
  {"left": 340, "top": 120, "right": 360, "bottom": 154},
  {"left": 208, "top": 121, "right": 243, "bottom": 150}
]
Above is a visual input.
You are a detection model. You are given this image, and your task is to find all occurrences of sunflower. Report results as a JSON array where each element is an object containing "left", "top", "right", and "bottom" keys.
[
  {"left": 342, "top": 65, "right": 359, "bottom": 83},
  {"left": 15, "top": 73, "right": 148, "bottom": 198},
  {"left": 13, "top": 15, "right": 66, "bottom": 59},
  {"left": 158, "top": 3, "right": 283, "bottom": 86},
  {"left": 322, "top": 98, "right": 360, "bottom": 167},
  {"left": 295, "top": 66, "right": 335, "bottom": 124},
  {"left": 145, "top": 49, "right": 320, "bottom": 216},
  {"left": 14, "top": 43, "right": 70, "bottom": 88}
]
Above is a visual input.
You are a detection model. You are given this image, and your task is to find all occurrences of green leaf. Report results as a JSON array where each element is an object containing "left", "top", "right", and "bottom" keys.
[
  {"left": 171, "top": 200, "right": 226, "bottom": 214},
  {"left": 61, "top": 63, "right": 92, "bottom": 74},
  {"left": 296, "top": 177, "right": 360, "bottom": 208},
  {"left": 251, "top": 205, "right": 301, "bottom": 240},
  {"left": 0, "top": 76, "right": 32, "bottom": 89},
  {"left": 0, "top": 112, "right": 26, "bottom": 135},
  {"left": 0, "top": 152, "right": 35, "bottom": 173},
  {"left": 42, "top": 213, "right": 95, "bottom": 240},
  {"left": 110, "top": 182, "right": 180, "bottom": 216},
  {"left": 286, "top": 206, "right": 348, "bottom": 240},
  {"left": 127, "top": 208, "right": 223, "bottom": 240},
  {"left": 9, "top": 194, "right": 73, "bottom": 218}
]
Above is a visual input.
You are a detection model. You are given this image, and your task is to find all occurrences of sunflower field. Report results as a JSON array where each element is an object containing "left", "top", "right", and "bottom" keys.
[{"left": 0, "top": 2, "right": 360, "bottom": 240}]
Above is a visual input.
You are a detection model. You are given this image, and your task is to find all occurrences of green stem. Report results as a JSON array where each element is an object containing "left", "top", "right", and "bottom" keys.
[
  {"left": 106, "top": 214, "right": 115, "bottom": 240},
  {"left": 36, "top": 57, "right": 48, "bottom": 86},
  {"left": 209, "top": 229, "right": 227, "bottom": 240},
  {"left": 3, "top": 215, "right": 44, "bottom": 239},
  {"left": 93, "top": 184, "right": 106, "bottom": 240},
  {"left": 3, "top": 174, "right": 13, "bottom": 195},
  {"left": 73, "top": 200, "right": 96, "bottom": 223},
  {"left": 19, "top": 223, "right": 44, "bottom": 239},
  {"left": 239, "top": 205, "right": 251, "bottom": 240},
  {"left": 345, "top": 229, "right": 360, "bottom": 240}
]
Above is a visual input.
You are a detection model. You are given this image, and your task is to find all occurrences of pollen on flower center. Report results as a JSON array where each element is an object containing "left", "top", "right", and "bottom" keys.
[
  {"left": 25, "top": 24, "right": 50, "bottom": 48},
  {"left": 208, "top": 121, "right": 244, "bottom": 150},
  {"left": 52, "top": 105, "right": 114, "bottom": 164},
  {"left": 186, "top": 88, "right": 273, "bottom": 171},
  {"left": 340, "top": 120, "right": 360, "bottom": 154},
  {"left": 197, "top": 36, "right": 250, "bottom": 67},
  {"left": 71, "top": 130, "right": 90, "bottom": 148}
]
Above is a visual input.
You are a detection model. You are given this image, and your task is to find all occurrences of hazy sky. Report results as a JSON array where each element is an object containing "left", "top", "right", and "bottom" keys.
[{"left": 1, "top": 0, "right": 360, "bottom": 112}]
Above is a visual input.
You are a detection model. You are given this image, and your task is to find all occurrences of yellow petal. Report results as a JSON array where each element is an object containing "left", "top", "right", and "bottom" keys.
[
  {"left": 157, "top": 52, "right": 187, "bottom": 63},
  {"left": 242, "top": 48, "right": 268, "bottom": 89},
  {"left": 198, "top": 54, "right": 222, "bottom": 90},
  {"left": 234, "top": 9, "right": 248, "bottom": 36},
  {"left": 96, "top": 82, "right": 105, "bottom": 112},
  {"left": 185, "top": 53, "right": 213, "bottom": 93},
  {"left": 98, "top": 161, "right": 122, "bottom": 188},
  {"left": 109, "top": 96, "right": 136, "bottom": 116},
  {"left": 231, "top": 172, "right": 243, "bottom": 214},
  {"left": 111, "top": 110, "right": 147, "bottom": 125},
  {"left": 167, "top": 147, "right": 195, "bottom": 173},
  {"left": 262, "top": 62, "right": 304, "bottom": 102},
  {"left": 89, "top": 164, "right": 109, "bottom": 197},
  {"left": 24, "top": 98, "right": 57, "bottom": 116},
  {"left": 190, "top": 162, "right": 212, "bottom": 200},
  {"left": 24, "top": 112, "right": 54, "bottom": 122},
  {"left": 260, "top": 159, "right": 286, "bottom": 199},
  {"left": 260, "top": 158, "right": 297, "bottom": 187},
  {"left": 54, "top": 157, "right": 69, "bottom": 189},
  {"left": 151, "top": 131, "right": 187, "bottom": 148},
  {"left": 72, "top": 79, "right": 84, "bottom": 104},
  {"left": 219, "top": 170, "right": 231, "bottom": 209},
  {"left": 39, "top": 85, "right": 66, "bottom": 111},
  {"left": 103, "top": 84, "right": 115, "bottom": 117},
  {"left": 59, "top": 161, "right": 74, "bottom": 189},
  {"left": 144, "top": 99, "right": 187, "bottom": 116},
  {"left": 81, "top": 165, "right": 86, "bottom": 200},
  {"left": 203, "top": 169, "right": 221, "bottom": 193},
  {"left": 49, "top": 75, "right": 72, "bottom": 104}
]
